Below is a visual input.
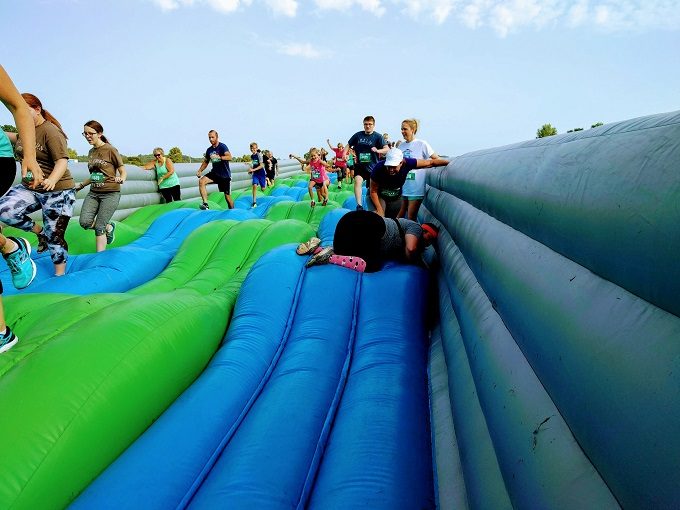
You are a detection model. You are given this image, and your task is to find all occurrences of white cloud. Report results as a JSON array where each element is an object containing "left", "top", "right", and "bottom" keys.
[
  {"left": 314, "top": 0, "right": 385, "bottom": 16},
  {"left": 148, "top": 0, "right": 680, "bottom": 33},
  {"left": 266, "top": 0, "right": 299, "bottom": 15},
  {"left": 277, "top": 42, "right": 329, "bottom": 58}
]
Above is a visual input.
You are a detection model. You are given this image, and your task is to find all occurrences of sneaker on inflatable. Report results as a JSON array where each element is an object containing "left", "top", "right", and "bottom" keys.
[{"left": 4, "top": 237, "right": 36, "bottom": 290}]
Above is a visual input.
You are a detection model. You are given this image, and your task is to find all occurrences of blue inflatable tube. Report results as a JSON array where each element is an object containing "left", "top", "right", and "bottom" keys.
[{"left": 73, "top": 248, "right": 434, "bottom": 509}]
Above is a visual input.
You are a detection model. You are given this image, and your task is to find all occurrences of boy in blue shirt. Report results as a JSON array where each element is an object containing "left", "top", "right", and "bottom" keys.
[{"left": 248, "top": 142, "right": 266, "bottom": 208}]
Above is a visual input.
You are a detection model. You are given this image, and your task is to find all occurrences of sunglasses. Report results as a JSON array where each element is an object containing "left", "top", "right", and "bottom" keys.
[
  {"left": 82, "top": 131, "right": 97, "bottom": 137},
  {"left": 153, "top": 153, "right": 162, "bottom": 157}
]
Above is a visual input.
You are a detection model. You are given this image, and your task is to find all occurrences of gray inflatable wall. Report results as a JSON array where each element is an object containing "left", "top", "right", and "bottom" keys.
[
  {"left": 13, "top": 159, "right": 302, "bottom": 222},
  {"left": 423, "top": 111, "right": 680, "bottom": 509}
]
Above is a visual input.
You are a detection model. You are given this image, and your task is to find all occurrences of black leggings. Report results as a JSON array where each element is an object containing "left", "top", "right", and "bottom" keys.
[
  {"left": 333, "top": 210, "right": 386, "bottom": 272},
  {"left": 0, "top": 157, "right": 17, "bottom": 197},
  {"left": 160, "top": 185, "right": 181, "bottom": 203},
  {"left": 0, "top": 157, "right": 17, "bottom": 295}
]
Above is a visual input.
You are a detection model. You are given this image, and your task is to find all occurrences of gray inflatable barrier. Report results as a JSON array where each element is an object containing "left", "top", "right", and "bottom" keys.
[
  {"left": 423, "top": 110, "right": 680, "bottom": 509},
  {"left": 10, "top": 159, "right": 301, "bottom": 222}
]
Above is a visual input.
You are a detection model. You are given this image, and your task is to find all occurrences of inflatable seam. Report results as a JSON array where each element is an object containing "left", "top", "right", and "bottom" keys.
[
  {"left": 177, "top": 261, "right": 308, "bottom": 509},
  {"left": 295, "top": 271, "right": 363, "bottom": 509}
]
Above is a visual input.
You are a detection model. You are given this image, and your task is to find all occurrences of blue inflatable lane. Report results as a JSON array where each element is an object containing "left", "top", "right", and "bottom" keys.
[
  {"left": 0, "top": 208, "right": 254, "bottom": 295},
  {"left": 72, "top": 247, "right": 434, "bottom": 509}
]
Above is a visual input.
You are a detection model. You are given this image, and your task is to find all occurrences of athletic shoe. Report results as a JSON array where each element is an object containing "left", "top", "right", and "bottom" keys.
[
  {"left": 4, "top": 237, "right": 37, "bottom": 290},
  {"left": 356, "top": 204, "right": 364, "bottom": 211},
  {"left": 36, "top": 231, "right": 48, "bottom": 253},
  {"left": 338, "top": 184, "right": 342, "bottom": 189},
  {"left": 252, "top": 202, "right": 257, "bottom": 208},
  {"left": 305, "top": 246, "right": 334, "bottom": 268},
  {"left": 322, "top": 199, "right": 328, "bottom": 206},
  {"left": 310, "top": 201, "right": 316, "bottom": 208},
  {"left": 199, "top": 202, "right": 209, "bottom": 210},
  {"left": 329, "top": 254, "right": 367, "bottom": 273},
  {"left": 0, "top": 327, "right": 18, "bottom": 354},
  {"left": 296, "top": 237, "right": 321, "bottom": 255},
  {"left": 106, "top": 222, "right": 116, "bottom": 245}
]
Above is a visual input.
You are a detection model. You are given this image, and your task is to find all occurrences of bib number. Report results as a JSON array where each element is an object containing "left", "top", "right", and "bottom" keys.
[
  {"left": 406, "top": 171, "right": 416, "bottom": 180},
  {"left": 359, "top": 152, "right": 371, "bottom": 163},
  {"left": 380, "top": 188, "right": 401, "bottom": 199},
  {"left": 311, "top": 170, "right": 321, "bottom": 179}
]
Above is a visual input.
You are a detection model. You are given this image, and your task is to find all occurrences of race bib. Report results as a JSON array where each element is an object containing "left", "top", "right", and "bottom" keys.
[
  {"left": 91, "top": 171, "right": 106, "bottom": 187},
  {"left": 22, "top": 171, "right": 33, "bottom": 184},
  {"left": 359, "top": 152, "right": 371, "bottom": 163},
  {"left": 311, "top": 170, "right": 321, "bottom": 179},
  {"left": 380, "top": 188, "right": 401, "bottom": 199},
  {"left": 210, "top": 153, "right": 220, "bottom": 162},
  {"left": 406, "top": 171, "right": 416, "bottom": 180}
]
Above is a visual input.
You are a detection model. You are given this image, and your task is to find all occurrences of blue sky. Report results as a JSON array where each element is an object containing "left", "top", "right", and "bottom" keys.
[{"left": 2, "top": 0, "right": 679, "bottom": 159}]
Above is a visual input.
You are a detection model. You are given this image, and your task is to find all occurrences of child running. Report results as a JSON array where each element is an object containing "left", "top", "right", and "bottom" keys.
[
  {"left": 290, "top": 148, "right": 331, "bottom": 207},
  {"left": 248, "top": 142, "right": 266, "bottom": 208},
  {"left": 76, "top": 120, "right": 126, "bottom": 251},
  {"left": 327, "top": 138, "right": 348, "bottom": 189}
]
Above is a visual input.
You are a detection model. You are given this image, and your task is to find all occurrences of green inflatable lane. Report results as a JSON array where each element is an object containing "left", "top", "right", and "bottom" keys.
[{"left": 0, "top": 218, "right": 314, "bottom": 510}]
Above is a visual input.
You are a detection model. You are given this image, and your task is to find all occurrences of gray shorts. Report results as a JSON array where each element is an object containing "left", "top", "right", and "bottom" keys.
[{"left": 79, "top": 191, "right": 121, "bottom": 236}]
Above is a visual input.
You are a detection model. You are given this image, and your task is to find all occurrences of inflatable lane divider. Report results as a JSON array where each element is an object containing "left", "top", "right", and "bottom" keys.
[
  {"left": 434, "top": 269, "right": 512, "bottom": 509},
  {"left": 178, "top": 252, "right": 310, "bottom": 509},
  {"left": 295, "top": 271, "right": 363, "bottom": 509},
  {"left": 429, "top": 185, "right": 680, "bottom": 507},
  {"left": 432, "top": 208, "right": 620, "bottom": 508},
  {"left": 428, "top": 320, "right": 470, "bottom": 510}
]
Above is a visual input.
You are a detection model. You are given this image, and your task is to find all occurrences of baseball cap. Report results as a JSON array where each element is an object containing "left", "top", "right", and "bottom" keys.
[{"left": 384, "top": 148, "right": 404, "bottom": 167}]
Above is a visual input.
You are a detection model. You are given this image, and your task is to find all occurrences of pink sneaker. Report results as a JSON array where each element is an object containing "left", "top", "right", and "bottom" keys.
[{"left": 328, "top": 254, "right": 367, "bottom": 273}]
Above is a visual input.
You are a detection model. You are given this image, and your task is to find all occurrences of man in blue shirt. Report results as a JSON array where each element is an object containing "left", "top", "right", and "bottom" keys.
[
  {"left": 369, "top": 148, "right": 449, "bottom": 218},
  {"left": 195, "top": 130, "right": 234, "bottom": 209},
  {"left": 347, "top": 116, "right": 386, "bottom": 210}
]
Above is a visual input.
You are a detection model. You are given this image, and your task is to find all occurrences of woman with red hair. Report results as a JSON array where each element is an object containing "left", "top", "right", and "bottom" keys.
[{"left": 0, "top": 91, "right": 76, "bottom": 278}]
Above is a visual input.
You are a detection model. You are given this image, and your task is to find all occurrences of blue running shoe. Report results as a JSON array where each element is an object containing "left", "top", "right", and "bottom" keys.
[
  {"left": 106, "top": 222, "right": 116, "bottom": 245},
  {"left": 4, "top": 237, "right": 36, "bottom": 290},
  {"left": 0, "top": 327, "right": 18, "bottom": 354}
]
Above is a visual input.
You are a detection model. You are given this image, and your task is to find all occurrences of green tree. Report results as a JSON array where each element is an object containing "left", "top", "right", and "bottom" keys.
[
  {"left": 566, "top": 127, "right": 584, "bottom": 133},
  {"left": 67, "top": 148, "right": 78, "bottom": 159},
  {"left": 591, "top": 122, "right": 604, "bottom": 128},
  {"left": 2, "top": 124, "right": 17, "bottom": 133},
  {"left": 536, "top": 123, "right": 558, "bottom": 138},
  {"left": 168, "top": 147, "right": 183, "bottom": 163}
]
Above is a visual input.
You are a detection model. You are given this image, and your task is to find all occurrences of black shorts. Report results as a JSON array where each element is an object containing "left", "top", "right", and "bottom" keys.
[
  {"left": 335, "top": 166, "right": 347, "bottom": 178},
  {"left": 354, "top": 163, "right": 372, "bottom": 181},
  {"left": 205, "top": 172, "right": 231, "bottom": 194},
  {"left": 266, "top": 170, "right": 276, "bottom": 181},
  {"left": 160, "top": 184, "right": 181, "bottom": 202},
  {"left": 313, "top": 182, "right": 324, "bottom": 190}
]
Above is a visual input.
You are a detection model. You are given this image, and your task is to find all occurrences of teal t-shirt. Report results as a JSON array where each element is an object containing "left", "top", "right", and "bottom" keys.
[
  {"left": 0, "top": 130, "right": 14, "bottom": 158},
  {"left": 155, "top": 159, "right": 180, "bottom": 189}
]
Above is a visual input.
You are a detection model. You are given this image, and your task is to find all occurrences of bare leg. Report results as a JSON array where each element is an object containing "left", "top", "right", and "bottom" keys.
[
  {"left": 353, "top": 175, "right": 364, "bottom": 207},
  {"left": 95, "top": 233, "right": 107, "bottom": 252},
  {"left": 408, "top": 199, "right": 423, "bottom": 221},
  {"left": 224, "top": 193, "right": 234, "bottom": 209}
]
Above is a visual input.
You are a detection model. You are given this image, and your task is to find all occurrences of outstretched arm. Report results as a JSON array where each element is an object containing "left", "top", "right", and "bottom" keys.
[{"left": 0, "top": 65, "right": 42, "bottom": 186}]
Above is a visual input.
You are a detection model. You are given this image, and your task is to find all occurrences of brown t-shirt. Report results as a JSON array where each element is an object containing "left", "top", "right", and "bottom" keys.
[
  {"left": 15, "top": 121, "right": 74, "bottom": 192},
  {"left": 88, "top": 143, "right": 124, "bottom": 193}
]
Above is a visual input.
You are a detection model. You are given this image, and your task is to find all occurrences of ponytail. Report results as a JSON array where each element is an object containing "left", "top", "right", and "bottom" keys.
[{"left": 21, "top": 93, "right": 68, "bottom": 139}]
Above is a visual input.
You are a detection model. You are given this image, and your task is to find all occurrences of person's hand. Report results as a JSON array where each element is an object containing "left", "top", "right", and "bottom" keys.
[
  {"left": 75, "top": 182, "right": 83, "bottom": 192},
  {"left": 22, "top": 158, "right": 44, "bottom": 189},
  {"left": 41, "top": 177, "right": 57, "bottom": 191},
  {"left": 114, "top": 176, "right": 125, "bottom": 184},
  {"left": 196, "top": 170, "right": 202, "bottom": 178},
  {"left": 371, "top": 147, "right": 378, "bottom": 153},
  {"left": 289, "top": 154, "right": 294, "bottom": 159}
]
